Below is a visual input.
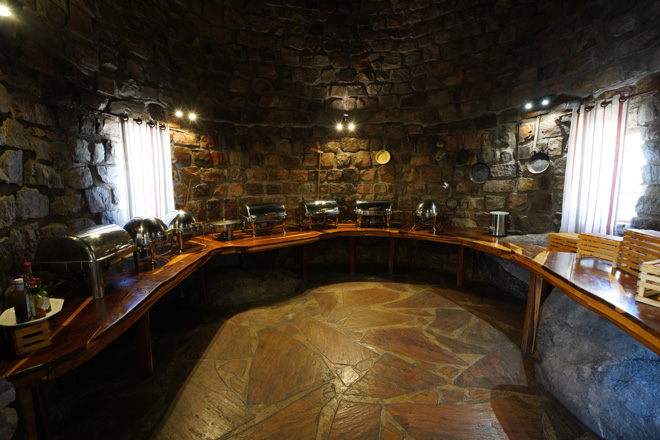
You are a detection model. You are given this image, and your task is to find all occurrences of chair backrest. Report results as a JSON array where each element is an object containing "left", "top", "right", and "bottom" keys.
[
  {"left": 577, "top": 233, "right": 622, "bottom": 263},
  {"left": 612, "top": 229, "right": 660, "bottom": 277}
]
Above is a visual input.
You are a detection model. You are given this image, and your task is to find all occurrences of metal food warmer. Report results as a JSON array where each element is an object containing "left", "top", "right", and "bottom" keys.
[
  {"left": 412, "top": 200, "right": 441, "bottom": 234},
  {"left": 355, "top": 200, "right": 392, "bottom": 228},
  {"left": 163, "top": 209, "right": 204, "bottom": 253},
  {"left": 299, "top": 199, "right": 339, "bottom": 229},
  {"left": 240, "top": 202, "right": 287, "bottom": 237},
  {"left": 124, "top": 216, "right": 171, "bottom": 269},
  {"left": 34, "top": 224, "right": 137, "bottom": 299}
]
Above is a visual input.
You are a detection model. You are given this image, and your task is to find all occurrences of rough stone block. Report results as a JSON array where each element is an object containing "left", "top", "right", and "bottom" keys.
[
  {"left": 536, "top": 290, "right": 660, "bottom": 440},
  {"left": 16, "top": 188, "right": 49, "bottom": 219},
  {"left": 50, "top": 193, "right": 82, "bottom": 216},
  {"left": 61, "top": 167, "right": 93, "bottom": 189},
  {"left": 23, "top": 161, "right": 62, "bottom": 189},
  {"left": 0, "top": 196, "right": 16, "bottom": 228},
  {"left": 0, "top": 150, "right": 23, "bottom": 185},
  {"left": 0, "top": 118, "right": 32, "bottom": 150},
  {"left": 85, "top": 186, "right": 113, "bottom": 213}
]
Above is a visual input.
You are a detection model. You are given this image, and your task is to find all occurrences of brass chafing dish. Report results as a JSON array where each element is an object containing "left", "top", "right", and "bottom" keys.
[{"left": 34, "top": 224, "right": 137, "bottom": 299}]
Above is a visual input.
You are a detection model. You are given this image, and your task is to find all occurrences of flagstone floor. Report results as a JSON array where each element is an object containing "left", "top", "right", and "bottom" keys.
[{"left": 34, "top": 265, "right": 598, "bottom": 440}]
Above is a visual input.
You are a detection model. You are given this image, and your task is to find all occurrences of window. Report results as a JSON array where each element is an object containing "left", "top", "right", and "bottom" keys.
[
  {"left": 116, "top": 119, "right": 175, "bottom": 224},
  {"left": 615, "top": 129, "right": 646, "bottom": 225}
]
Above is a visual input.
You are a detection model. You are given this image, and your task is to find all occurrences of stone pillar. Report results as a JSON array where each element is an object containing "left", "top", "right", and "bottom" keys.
[
  {"left": 0, "top": 378, "right": 17, "bottom": 440},
  {"left": 632, "top": 93, "right": 660, "bottom": 230}
]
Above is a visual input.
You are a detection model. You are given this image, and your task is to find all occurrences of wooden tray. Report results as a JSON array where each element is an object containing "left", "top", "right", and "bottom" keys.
[
  {"left": 612, "top": 229, "right": 660, "bottom": 277},
  {"left": 548, "top": 233, "right": 580, "bottom": 253},
  {"left": 577, "top": 233, "right": 622, "bottom": 263}
]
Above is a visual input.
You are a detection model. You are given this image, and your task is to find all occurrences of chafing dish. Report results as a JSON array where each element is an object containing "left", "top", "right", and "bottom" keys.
[
  {"left": 412, "top": 200, "right": 441, "bottom": 234},
  {"left": 163, "top": 209, "right": 204, "bottom": 253},
  {"left": 124, "top": 217, "right": 171, "bottom": 269},
  {"left": 299, "top": 199, "right": 339, "bottom": 229},
  {"left": 355, "top": 200, "right": 392, "bottom": 228},
  {"left": 209, "top": 219, "right": 242, "bottom": 240},
  {"left": 34, "top": 224, "right": 137, "bottom": 299},
  {"left": 240, "top": 202, "right": 287, "bottom": 237}
]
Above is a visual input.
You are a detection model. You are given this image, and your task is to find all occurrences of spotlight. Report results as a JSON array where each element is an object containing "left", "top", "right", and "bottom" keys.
[
  {"left": 175, "top": 110, "right": 183, "bottom": 117},
  {"left": 541, "top": 98, "right": 550, "bottom": 106},
  {"left": 524, "top": 102, "right": 533, "bottom": 110},
  {"left": 336, "top": 122, "right": 343, "bottom": 131},
  {"left": 188, "top": 113, "right": 197, "bottom": 121},
  {"left": 348, "top": 122, "right": 355, "bottom": 131},
  {"left": 0, "top": 5, "right": 11, "bottom": 16},
  {"left": 336, "top": 113, "right": 356, "bottom": 133}
]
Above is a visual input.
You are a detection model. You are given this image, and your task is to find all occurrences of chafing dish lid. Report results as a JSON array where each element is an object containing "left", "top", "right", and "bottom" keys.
[
  {"left": 124, "top": 217, "right": 170, "bottom": 245},
  {"left": 355, "top": 200, "right": 392, "bottom": 214},
  {"left": 35, "top": 224, "right": 134, "bottom": 263},
  {"left": 163, "top": 209, "right": 200, "bottom": 233},
  {"left": 414, "top": 200, "right": 439, "bottom": 217},
  {"left": 240, "top": 202, "right": 287, "bottom": 221},
  {"left": 300, "top": 200, "right": 339, "bottom": 217}
]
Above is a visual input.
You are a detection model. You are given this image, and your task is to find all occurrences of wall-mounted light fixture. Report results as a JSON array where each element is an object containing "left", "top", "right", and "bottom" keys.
[
  {"left": 524, "top": 96, "right": 554, "bottom": 111},
  {"left": 336, "top": 113, "right": 356, "bottom": 133},
  {"left": 174, "top": 110, "right": 197, "bottom": 121}
]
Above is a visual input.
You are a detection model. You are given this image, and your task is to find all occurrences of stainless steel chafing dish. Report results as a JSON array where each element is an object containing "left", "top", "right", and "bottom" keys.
[
  {"left": 163, "top": 209, "right": 204, "bottom": 253},
  {"left": 355, "top": 200, "right": 392, "bottom": 228},
  {"left": 240, "top": 202, "right": 287, "bottom": 237},
  {"left": 412, "top": 200, "right": 441, "bottom": 234},
  {"left": 124, "top": 217, "right": 171, "bottom": 269},
  {"left": 34, "top": 224, "right": 137, "bottom": 299},
  {"left": 209, "top": 219, "right": 242, "bottom": 240},
  {"left": 299, "top": 199, "right": 339, "bottom": 229}
]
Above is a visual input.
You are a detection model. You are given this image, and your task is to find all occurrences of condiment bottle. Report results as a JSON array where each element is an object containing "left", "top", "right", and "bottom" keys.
[
  {"left": 11, "top": 278, "right": 31, "bottom": 323},
  {"left": 22, "top": 262, "right": 34, "bottom": 284},
  {"left": 34, "top": 277, "right": 51, "bottom": 313}
]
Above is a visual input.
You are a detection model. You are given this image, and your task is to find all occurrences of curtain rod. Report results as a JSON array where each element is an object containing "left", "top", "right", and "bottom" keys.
[{"left": 86, "top": 107, "right": 185, "bottom": 132}]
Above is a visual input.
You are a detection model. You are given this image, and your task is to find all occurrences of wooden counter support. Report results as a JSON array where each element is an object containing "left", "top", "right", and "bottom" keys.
[
  {"left": 457, "top": 245, "right": 465, "bottom": 288},
  {"left": 388, "top": 238, "right": 396, "bottom": 275},
  {"left": 300, "top": 245, "right": 308, "bottom": 279},
  {"left": 137, "top": 312, "right": 153, "bottom": 378},
  {"left": 349, "top": 237, "right": 356, "bottom": 274},
  {"left": 522, "top": 274, "right": 551, "bottom": 354}
]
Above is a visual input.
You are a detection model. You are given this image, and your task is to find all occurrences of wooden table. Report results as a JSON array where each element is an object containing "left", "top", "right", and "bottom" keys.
[{"left": 3, "top": 224, "right": 660, "bottom": 439}]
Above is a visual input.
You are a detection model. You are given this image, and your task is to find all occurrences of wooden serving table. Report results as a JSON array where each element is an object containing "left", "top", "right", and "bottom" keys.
[{"left": 3, "top": 224, "right": 660, "bottom": 439}]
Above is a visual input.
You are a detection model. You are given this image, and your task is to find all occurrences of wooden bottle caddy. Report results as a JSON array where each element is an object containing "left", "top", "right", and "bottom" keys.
[{"left": 9, "top": 321, "right": 52, "bottom": 355}]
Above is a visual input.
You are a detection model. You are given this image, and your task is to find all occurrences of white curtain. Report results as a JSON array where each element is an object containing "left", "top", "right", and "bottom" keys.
[
  {"left": 561, "top": 95, "right": 629, "bottom": 234},
  {"left": 118, "top": 119, "right": 175, "bottom": 222}
]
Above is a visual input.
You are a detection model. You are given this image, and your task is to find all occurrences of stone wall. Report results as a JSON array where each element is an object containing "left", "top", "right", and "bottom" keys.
[
  {"left": 0, "top": 0, "right": 659, "bottom": 291},
  {"left": 633, "top": 92, "right": 660, "bottom": 229}
]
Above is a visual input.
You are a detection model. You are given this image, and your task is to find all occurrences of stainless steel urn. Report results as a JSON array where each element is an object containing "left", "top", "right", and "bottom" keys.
[{"left": 488, "top": 211, "right": 509, "bottom": 237}]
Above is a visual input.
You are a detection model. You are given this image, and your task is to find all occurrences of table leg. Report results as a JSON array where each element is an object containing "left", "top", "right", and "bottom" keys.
[
  {"left": 388, "top": 238, "right": 396, "bottom": 275},
  {"left": 137, "top": 311, "right": 153, "bottom": 377},
  {"left": 301, "top": 245, "right": 308, "bottom": 279},
  {"left": 522, "top": 274, "right": 549, "bottom": 354},
  {"left": 457, "top": 246, "right": 465, "bottom": 288},
  {"left": 16, "top": 386, "right": 39, "bottom": 440},
  {"left": 349, "top": 237, "right": 356, "bottom": 274}
]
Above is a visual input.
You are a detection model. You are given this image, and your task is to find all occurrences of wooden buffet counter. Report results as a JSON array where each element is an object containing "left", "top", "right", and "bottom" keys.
[{"left": 3, "top": 224, "right": 660, "bottom": 439}]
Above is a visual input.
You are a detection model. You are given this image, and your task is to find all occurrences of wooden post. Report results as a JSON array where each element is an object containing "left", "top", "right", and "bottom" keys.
[
  {"left": 137, "top": 311, "right": 153, "bottom": 377},
  {"left": 16, "top": 387, "right": 39, "bottom": 440},
  {"left": 522, "top": 274, "right": 550, "bottom": 354},
  {"left": 457, "top": 246, "right": 465, "bottom": 288},
  {"left": 349, "top": 237, "right": 356, "bottom": 274},
  {"left": 388, "top": 238, "right": 396, "bottom": 275}
]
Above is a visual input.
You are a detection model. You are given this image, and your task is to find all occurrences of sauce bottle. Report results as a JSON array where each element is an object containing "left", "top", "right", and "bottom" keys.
[{"left": 11, "top": 278, "right": 31, "bottom": 323}]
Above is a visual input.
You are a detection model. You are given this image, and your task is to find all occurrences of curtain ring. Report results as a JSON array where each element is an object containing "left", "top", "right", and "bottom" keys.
[
  {"left": 619, "top": 95, "right": 628, "bottom": 103},
  {"left": 147, "top": 120, "right": 156, "bottom": 128},
  {"left": 120, "top": 114, "right": 129, "bottom": 122},
  {"left": 600, "top": 100, "right": 611, "bottom": 108},
  {"left": 135, "top": 118, "right": 143, "bottom": 125},
  {"left": 159, "top": 123, "right": 166, "bottom": 130}
]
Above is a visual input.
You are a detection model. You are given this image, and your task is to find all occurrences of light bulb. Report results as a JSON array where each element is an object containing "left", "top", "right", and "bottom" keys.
[
  {"left": 541, "top": 98, "right": 550, "bottom": 106},
  {"left": 336, "top": 122, "right": 343, "bottom": 131},
  {"left": 524, "top": 102, "right": 533, "bottom": 110},
  {"left": 0, "top": 5, "right": 11, "bottom": 16},
  {"left": 188, "top": 113, "right": 197, "bottom": 121},
  {"left": 348, "top": 122, "right": 355, "bottom": 131},
  {"left": 175, "top": 110, "right": 183, "bottom": 117}
]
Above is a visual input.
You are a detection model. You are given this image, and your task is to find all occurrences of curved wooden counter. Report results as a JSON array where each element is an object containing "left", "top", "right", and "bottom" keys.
[{"left": 3, "top": 224, "right": 660, "bottom": 439}]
